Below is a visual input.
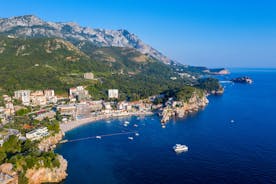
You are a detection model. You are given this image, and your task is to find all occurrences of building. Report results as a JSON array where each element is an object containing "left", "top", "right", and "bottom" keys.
[
  {"left": 26, "top": 127, "right": 49, "bottom": 141},
  {"left": 69, "top": 86, "right": 90, "bottom": 101},
  {"left": 84, "top": 72, "right": 94, "bottom": 80},
  {"left": 14, "top": 90, "right": 31, "bottom": 106},
  {"left": 30, "top": 95, "right": 47, "bottom": 106},
  {"left": 87, "top": 100, "right": 103, "bottom": 112},
  {"left": 57, "top": 104, "right": 76, "bottom": 116},
  {"left": 108, "top": 89, "right": 119, "bottom": 99},
  {"left": 44, "top": 90, "right": 55, "bottom": 97},
  {"left": 34, "top": 111, "right": 56, "bottom": 121},
  {"left": 76, "top": 103, "right": 91, "bottom": 119}
]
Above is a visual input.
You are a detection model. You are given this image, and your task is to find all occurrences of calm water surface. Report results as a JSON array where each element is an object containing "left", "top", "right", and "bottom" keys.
[{"left": 56, "top": 69, "right": 276, "bottom": 184}]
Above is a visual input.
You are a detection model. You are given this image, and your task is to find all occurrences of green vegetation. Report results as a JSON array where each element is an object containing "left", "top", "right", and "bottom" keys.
[
  {"left": 0, "top": 135, "right": 60, "bottom": 172},
  {"left": 0, "top": 36, "right": 201, "bottom": 100},
  {"left": 197, "top": 78, "right": 222, "bottom": 92},
  {"left": 15, "top": 107, "right": 31, "bottom": 116},
  {"left": 175, "top": 86, "right": 204, "bottom": 102}
]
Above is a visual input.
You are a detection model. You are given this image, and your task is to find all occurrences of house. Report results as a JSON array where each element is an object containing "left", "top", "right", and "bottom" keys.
[
  {"left": 108, "top": 89, "right": 119, "bottom": 99},
  {"left": 14, "top": 90, "right": 31, "bottom": 106},
  {"left": 26, "top": 127, "right": 49, "bottom": 141}
]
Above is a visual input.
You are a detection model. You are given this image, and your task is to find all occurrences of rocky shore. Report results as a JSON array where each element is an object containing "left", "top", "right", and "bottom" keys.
[
  {"left": 25, "top": 155, "right": 67, "bottom": 184},
  {"left": 38, "top": 131, "right": 64, "bottom": 152},
  {"left": 160, "top": 94, "right": 209, "bottom": 123}
]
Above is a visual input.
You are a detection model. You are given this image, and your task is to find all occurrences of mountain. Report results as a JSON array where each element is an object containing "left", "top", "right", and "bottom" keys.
[
  {"left": 0, "top": 15, "right": 171, "bottom": 64},
  {"left": 0, "top": 35, "right": 197, "bottom": 100}
]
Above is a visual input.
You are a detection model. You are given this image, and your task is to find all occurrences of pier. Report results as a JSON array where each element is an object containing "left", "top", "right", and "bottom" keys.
[{"left": 60, "top": 131, "right": 137, "bottom": 144}]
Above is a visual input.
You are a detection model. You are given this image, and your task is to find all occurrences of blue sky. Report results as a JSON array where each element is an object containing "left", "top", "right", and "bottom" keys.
[{"left": 1, "top": 0, "right": 276, "bottom": 67}]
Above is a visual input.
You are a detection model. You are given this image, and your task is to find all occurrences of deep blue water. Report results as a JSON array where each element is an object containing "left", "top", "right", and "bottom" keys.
[{"left": 56, "top": 69, "right": 276, "bottom": 184}]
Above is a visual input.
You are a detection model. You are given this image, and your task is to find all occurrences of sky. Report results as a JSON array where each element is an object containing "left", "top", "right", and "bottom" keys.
[{"left": 1, "top": 0, "right": 276, "bottom": 67}]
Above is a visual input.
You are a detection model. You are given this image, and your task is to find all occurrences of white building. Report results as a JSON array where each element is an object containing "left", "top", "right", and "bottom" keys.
[
  {"left": 108, "top": 89, "right": 119, "bottom": 99},
  {"left": 44, "top": 90, "right": 57, "bottom": 104},
  {"left": 69, "top": 86, "right": 89, "bottom": 101},
  {"left": 14, "top": 90, "right": 31, "bottom": 106},
  {"left": 26, "top": 127, "right": 49, "bottom": 141}
]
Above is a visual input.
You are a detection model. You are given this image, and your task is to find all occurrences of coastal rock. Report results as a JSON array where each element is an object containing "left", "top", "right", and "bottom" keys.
[
  {"left": 38, "top": 131, "right": 64, "bottom": 152},
  {"left": 211, "top": 87, "right": 224, "bottom": 95},
  {"left": 0, "top": 163, "right": 18, "bottom": 184},
  {"left": 231, "top": 76, "right": 253, "bottom": 84},
  {"left": 161, "top": 94, "right": 209, "bottom": 123},
  {"left": 25, "top": 155, "right": 67, "bottom": 184}
]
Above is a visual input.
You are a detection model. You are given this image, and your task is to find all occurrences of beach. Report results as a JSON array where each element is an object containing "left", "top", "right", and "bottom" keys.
[{"left": 60, "top": 111, "right": 154, "bottom": 133}]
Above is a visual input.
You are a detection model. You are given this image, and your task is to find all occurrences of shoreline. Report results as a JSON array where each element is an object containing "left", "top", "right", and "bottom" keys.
[{"left": 60, "top": 111, "right": 154, "bottom": 133}]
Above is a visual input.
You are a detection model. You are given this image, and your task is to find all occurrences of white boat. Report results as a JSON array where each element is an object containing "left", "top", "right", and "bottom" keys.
[
  {"left": 124, "top": 121, "right": 130, "bottom": 124},
  {"left": 96, "top": 136, "right": 102, "bottom": 139},
  {"left": 123, "top": 124, "right": 128, "bottom": 127},
  {"left": 134, "top": 124, "right": 138, "bottom": 127},
  {"left": 128, "top": 136, "right": 134, "bottom": 140},
  {"left": 162, "top": 124, "right": 166, "bottom": 128},
  {"left": 173, "top": 144, "right": 188, "bottom": 152},
  {"left": 230, "top": 120, "right": 235, "bottom": 123},
  {"left": 135, "top": 133, "right": 139, "bottom": 136}
]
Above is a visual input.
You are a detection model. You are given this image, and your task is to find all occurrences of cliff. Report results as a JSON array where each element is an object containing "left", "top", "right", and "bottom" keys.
[
  {"left": 0, "top": 163, "right": 18, "bottom": 184},
  {"left": 25, "top": 155, "right": 67, "bottom": 184},
  {"left": 161, "top": 94, "right": 209, "bottom": 123},
  {"left": 38, "top": 131, "right": 64, "bottom": 152}
]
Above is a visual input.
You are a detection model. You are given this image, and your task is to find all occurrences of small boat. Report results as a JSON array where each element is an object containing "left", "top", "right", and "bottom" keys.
[
  {"left": 173, "top": 144, "right": 188, "bottom": 152},
  {"left": 128, "top": 136, "right": 134, "bottom": 140},
  {"left": 60, "top": 139, "right": 68, "bottom": 144},
  {"left": 124, "top": 121, "right": 130, "bottom": 124},
  {"left": 230, "top": 120, "right": 235, "bottom": 123},
  {"left": 135, "top": 133, "right": 139, "bottom": 136},
  {"left": 106, "top": 120, "right": 111, "bottom": 123},
  {"left": 96, "top": 136, "right": 102, "bottom": 139},
  {"left": 162, "top": 124, "right": 166, "bottom": 128},
  {"left": 134, "top": 124, "right": 138, "bottom": 127}
]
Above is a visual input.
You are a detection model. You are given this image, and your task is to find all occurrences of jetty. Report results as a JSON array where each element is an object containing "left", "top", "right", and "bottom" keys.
[{"left": 60, "top": 131, "right": 137, "bottom": 144}]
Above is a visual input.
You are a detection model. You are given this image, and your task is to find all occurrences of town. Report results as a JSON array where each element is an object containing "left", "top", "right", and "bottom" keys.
[{"left": 0, "top": 72, "right": 158, "bottom": 147}]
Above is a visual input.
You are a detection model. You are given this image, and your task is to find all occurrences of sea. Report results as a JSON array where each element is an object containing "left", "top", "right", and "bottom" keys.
[{"left": 56, "top": 68, "right": 276, "bottom": 184}]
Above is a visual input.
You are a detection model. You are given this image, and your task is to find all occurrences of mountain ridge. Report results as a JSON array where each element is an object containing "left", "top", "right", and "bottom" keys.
[{"left": 0, "top": 15, "right": 172, "bottom": 64}]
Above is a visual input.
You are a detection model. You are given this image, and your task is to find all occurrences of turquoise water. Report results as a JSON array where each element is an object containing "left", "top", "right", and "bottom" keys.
[{"left": 56, "top": 69, "right": 276, "bottom": 184}]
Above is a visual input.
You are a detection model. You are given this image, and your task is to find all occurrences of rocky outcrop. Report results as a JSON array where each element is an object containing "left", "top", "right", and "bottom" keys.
[
  {"left": 38, "top": 131, "right": 64, "bottom": 152},
  {"left": 0, "top": 163, "right": 18, "bottom": 184},
  {"left": 0, "top": 15, "right": 172, "bottom": 64},
  {"left": 211, "top": 87, "right": 224, "bottom": 95},
  {"left": 231, "top": 76, "right": 253, "bottom": 84},
  {"left": 161, "top": 94, "right": 209, "bottom": 123},
  {"left": 25, "top": 155, "right": 67, "bottom": 184}
]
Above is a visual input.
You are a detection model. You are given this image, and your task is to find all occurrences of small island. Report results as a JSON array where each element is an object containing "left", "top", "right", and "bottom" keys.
[{"left": 231, "top": 76, "right": 253, "bottom": 84}]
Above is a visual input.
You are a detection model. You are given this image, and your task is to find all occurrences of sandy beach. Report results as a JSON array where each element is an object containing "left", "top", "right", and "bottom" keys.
[{"left": 60, "top": 111, "right": 154, "bottom": 133}]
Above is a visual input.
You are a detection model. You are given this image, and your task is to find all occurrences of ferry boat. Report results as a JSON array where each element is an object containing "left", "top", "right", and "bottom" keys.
[{"left": 173, "top": 144, "right": 188, "bottom": 152}]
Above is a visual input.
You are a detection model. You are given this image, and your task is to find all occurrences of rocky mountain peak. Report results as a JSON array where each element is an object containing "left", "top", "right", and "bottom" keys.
[{"left": 0, "top": 15, "right": 172, "bottom": 64}]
